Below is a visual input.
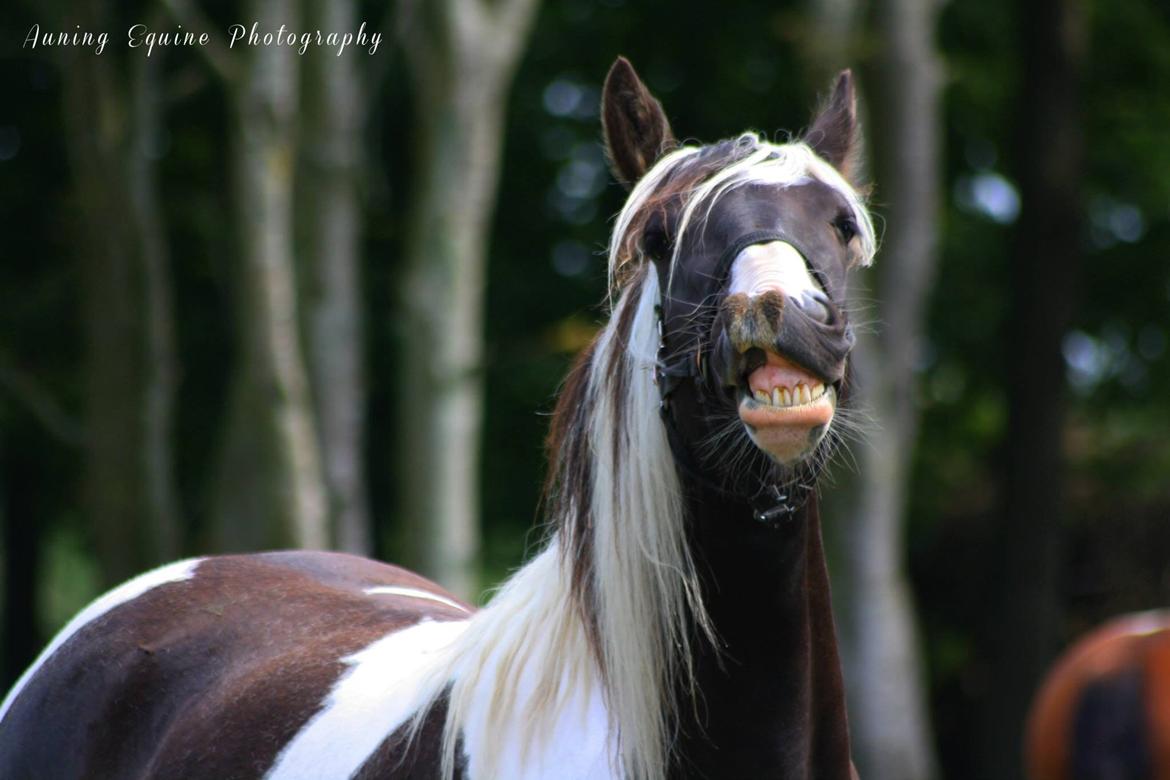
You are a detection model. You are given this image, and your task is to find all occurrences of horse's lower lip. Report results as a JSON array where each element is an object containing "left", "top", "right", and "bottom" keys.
[
  {"left": 738, "top": 390, "right": 835, "bottom": 427},
  {"left": 737, "top": 387, "right": 836, "bottom": 463}
]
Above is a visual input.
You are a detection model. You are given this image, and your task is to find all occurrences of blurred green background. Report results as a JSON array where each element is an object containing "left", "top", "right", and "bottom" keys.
[{"left": 2, "top": 0, "right": 1169, "bottom": 778}]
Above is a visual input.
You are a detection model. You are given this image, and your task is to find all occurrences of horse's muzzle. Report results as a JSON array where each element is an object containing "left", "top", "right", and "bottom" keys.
[{"left": 710, "top": 291, "right": 853, "bottom": 393}]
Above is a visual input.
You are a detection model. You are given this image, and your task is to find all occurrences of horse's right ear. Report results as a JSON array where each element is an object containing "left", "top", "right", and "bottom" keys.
[
  {"left": 602, "top": 57, "right": 676, "bottom": 189},
  {"left": 805, "top": 70, "right": 861, "bottom": 184}
]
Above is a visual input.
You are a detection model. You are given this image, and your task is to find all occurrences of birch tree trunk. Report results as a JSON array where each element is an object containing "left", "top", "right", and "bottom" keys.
[
  {"left": 211, "top": 0, "right": 328, "bottom": 551},
  {"left": 396, "top": 0, "right": 539, "bottom": 599},
  {"left": 812, "top": 0, "right": 942, "bottom": 777},
  {"left": 62, "top": 1, "right": 181, "bottom": 586},
  {"left": 977, "top": 1, "right": 1084, "bottom": 776},
  {"left": 299, "top": 0, "right": 372, "bottom": 554}
]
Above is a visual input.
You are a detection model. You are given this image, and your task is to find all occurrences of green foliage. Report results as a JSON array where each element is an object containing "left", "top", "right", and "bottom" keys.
[{"left": 39, "top": 523, "right": 101, "bottom": 637}]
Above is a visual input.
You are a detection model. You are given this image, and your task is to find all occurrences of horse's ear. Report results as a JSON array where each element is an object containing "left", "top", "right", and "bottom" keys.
[
  {"left": 602, "top": 57, "right": 676, "bottom": 189},
  {"left": 805, "top": 70, "right": 861, "bottom": 183}
]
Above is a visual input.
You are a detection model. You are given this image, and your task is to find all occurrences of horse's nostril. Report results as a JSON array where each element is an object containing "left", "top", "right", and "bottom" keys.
[{"left": 794, "top": 291, "right": 835, "bottom": 324}]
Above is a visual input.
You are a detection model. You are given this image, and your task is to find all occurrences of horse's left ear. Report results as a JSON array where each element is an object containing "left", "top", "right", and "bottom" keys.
[
  {"left": 805, "top": 70, "right": 861, "bottom": 183},
  {"left": 602, "top": 57, "right": 677, "bottom": 189}
]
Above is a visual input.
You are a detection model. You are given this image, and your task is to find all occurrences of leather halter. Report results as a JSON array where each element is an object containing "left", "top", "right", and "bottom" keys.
[{"left": 653, "top": 230, "right": 819, "bottom": 527}]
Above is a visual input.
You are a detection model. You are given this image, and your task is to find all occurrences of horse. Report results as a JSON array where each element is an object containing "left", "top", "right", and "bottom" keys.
[
  {"left": 0, "top": 57, "right": 876, "bottom": 779},
  {"left": 1026, "top": 610, "right": 1170, "bottom": 780}
]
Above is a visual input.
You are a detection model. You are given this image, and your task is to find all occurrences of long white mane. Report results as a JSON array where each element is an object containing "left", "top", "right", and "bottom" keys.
[{"left": 409, "top": 133, "right": 876, "bottom": 780}]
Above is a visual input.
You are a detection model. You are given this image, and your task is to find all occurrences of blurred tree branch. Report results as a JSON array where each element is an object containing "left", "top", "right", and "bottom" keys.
[
  {"left": 157, "top": 0, "right": 239, "bottom": 83},
  {"left": 0, "top": 357, "right": 84, "bottom": 448}
]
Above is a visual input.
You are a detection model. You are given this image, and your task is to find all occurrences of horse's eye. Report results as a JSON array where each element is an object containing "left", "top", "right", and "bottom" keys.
[{"left": 832, "top": 215, "right": 858, "bottom": 244}]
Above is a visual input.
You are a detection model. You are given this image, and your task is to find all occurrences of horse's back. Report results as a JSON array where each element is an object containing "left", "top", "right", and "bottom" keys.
[{"left": 0, "top": 551, "right": 471, "bottom": 779}]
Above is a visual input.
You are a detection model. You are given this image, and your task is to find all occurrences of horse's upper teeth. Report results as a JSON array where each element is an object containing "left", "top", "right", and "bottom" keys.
[{"left": 752, "top": 382, "right": 828, "bottom": 408}]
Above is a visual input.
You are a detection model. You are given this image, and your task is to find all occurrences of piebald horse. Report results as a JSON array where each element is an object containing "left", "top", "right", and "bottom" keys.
[{"left": 0, "top": 58, "right": 875, "bottom": 779}]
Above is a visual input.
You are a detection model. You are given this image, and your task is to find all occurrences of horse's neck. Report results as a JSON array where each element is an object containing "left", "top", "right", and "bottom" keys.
[{"left": 673, "top": 492, "right": 853, "bottom": 779}]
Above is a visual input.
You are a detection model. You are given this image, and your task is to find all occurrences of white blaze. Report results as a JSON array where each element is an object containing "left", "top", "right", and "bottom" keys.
[{"left": 727, "top": 241, "right": 819, "bottom": 300}]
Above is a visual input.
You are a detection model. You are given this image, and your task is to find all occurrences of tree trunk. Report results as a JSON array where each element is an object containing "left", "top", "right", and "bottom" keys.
[
  {"left": 130, "top": 42, "right": 183, "bottom": 562},
  {"left": 977, "top": 1, "right": 1085, "bottom": 777},
  {"left": 396, "top": 0, "right": 539, "bottom": 599},
  {"left": 815, "top": 0, "right": 942, "bottom": 777},
  {"left": 66, "top": 50, "right": 145, "bottom": 586},
  {"left": 62, "top": 0, "right": 181, "bottom": 586},
  {"left": 298, "top": 0, "right": 372, "bottom": 554},
  {"left": 1, "top": 436, "right": 40, "bottom": 688},
  {"left": 212, "top": 0, "right": 328, "bottom": 551}
]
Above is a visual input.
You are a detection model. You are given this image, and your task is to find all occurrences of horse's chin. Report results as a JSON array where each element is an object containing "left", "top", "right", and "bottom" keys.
[{"left": 737, "top": 351, "right": 836, "bottom": 465}]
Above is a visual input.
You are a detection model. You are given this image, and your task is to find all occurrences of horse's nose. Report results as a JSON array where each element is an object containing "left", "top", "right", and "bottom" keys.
[
  {"left": 793, "top": 290, "right": 838, "bottom": 326},
  {"left": 728, "top": 241, "right": 819, "bottom": 301}
]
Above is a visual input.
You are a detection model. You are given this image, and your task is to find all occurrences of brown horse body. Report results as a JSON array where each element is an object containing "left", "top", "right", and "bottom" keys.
[{"left": 1028, "top": 611, "right": 1170, "bottom": 780}]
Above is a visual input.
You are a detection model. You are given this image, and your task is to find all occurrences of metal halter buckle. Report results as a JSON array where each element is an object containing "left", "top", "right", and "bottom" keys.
[{"left": 751, "top": 485, "right": 799, "bottom": 526}]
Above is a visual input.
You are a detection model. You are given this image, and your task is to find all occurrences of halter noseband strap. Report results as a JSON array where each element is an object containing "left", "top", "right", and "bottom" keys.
[{"left": 711, "top": 229, "right": 798, "bottom": 284}]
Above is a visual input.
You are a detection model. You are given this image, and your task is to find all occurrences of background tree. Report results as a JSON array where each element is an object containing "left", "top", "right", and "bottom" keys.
[
  {"left": 976, "top": 0, "right": 1085, "bottom": 776},
  {"left": 395, "top": 0, "right": 539, "bottom": 598},
  {"left": 63, "top": 0, "right": 181, "bottom": 586},
  {"left": 3, "top": 3, "right": 1170, "bottom": 779},
  {"left": 839, "top": 0, "right": 943, "bottom": 772},
  {"left": 207, "top": 0, "right": 329, "bottom": 551},
  {"left": 804, "top": 0, "right": 942, "bottom": 775},
  {"left": 298, "top": 0, "right": 373, "bottom": 554}
]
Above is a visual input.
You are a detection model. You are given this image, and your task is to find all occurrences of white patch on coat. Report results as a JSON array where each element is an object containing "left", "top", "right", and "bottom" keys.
[
  {"left": 0, "top": 557, "right": 204, "bottom": 724},
  {"left": 728, "top": 240, "right": 820, "bottom": 300},
  {"left": 364, "top": 586, "right": 470, "bottom": 613},
  {"left": 264, "top": 618, "right": 470, "bottom": 780}
]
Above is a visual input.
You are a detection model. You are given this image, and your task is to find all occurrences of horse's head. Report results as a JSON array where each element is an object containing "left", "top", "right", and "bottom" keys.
[{"left": 601, "top": 57, "right": 875, "bottom": 495}]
